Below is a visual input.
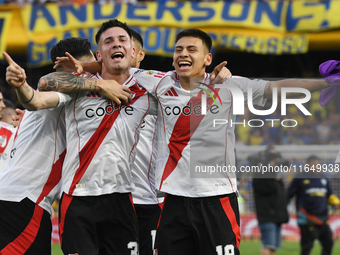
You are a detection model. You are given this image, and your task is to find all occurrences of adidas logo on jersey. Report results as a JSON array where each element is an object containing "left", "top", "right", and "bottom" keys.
[
  {"left": 164, "top": 88, "right": 178, "bottom": 97},
  {"left": 86, "top": 92, "right": 102, "bottom": 98}
]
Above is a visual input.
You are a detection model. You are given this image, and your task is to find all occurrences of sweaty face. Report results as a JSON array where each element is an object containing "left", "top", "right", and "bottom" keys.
[
  {"left": 0, "top": 93, "right": 6, "bottom": 119},
  {"left": 173, "top": 36, "right": 212, "bottom": 80},
  {"left": 96, "top": 27, "right": 135, "bottom": 74}
]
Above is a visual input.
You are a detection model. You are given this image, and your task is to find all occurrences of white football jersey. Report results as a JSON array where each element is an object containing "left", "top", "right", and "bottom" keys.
[
  {"left": 130, "top": 68, "right": 167, "bottom": 204},
  {"left": 0, "top": 103, "right": 66, "bottom": 214},
  {"left": 58, "top": 73, "right": 157, "bottom": 197},
  {"left": 134, "top": 70, "right": 268, "bottom": 197},
  {"left": 0, "top": 121, "right": 16, "bottom": 172},
  {"left": 131, "top": 115, "right": 161, "bottom": 204}
]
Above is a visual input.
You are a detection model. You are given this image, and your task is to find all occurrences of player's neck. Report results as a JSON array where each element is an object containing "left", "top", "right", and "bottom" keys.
[
  {"left": 101, "top": 68, "right": 130, "bottom": 85},
  {"left": 179, "top": 75, "right": 205, "bottom": 91}
]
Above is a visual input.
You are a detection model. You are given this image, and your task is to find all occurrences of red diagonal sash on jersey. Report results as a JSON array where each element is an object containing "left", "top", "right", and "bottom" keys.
[
  {"left": 68, "top": 85, "right": 146, "bottom": 195},
  {"left": 36, "top": 150, "right": 66, "bottom": 205},
  {"left": 159, "top": 89, "right": 218, "bottom": 190}
]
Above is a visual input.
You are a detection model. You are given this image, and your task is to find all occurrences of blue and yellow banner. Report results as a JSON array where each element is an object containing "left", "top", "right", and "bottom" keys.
[
  {"left": 27, "top": 26, "right": 309, "bottom": 67},
  {"left": 0, "top": 0, "right": 339, "bottom": 65},
  {"left": 21, "top": 1, "right": 289, "bottom": 36},
  {"left": 0, "top": 11, "right": 13, "bottom": 59}
]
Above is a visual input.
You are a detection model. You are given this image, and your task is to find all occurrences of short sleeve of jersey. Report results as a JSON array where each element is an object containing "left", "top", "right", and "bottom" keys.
[
  {"left": 230, "top": 77, "right": 268, "bottom": 107},
  {"left": 131, "top": 68, "right": 166, "bottom": 96},
  {"left": 56, "top": 92, "right": 73, "bottom": 107}
]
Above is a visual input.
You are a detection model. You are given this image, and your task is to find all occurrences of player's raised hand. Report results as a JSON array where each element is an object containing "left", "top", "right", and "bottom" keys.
[
  {"left": 54, "top": 52, "right": 83, "bottom": 74},
  {"left": 3, "top": 52, "right": 27, "bottom": 88},
  {"left": 12, "top": 108, "right": 25, "bottom": 128},
  {"left": 210, "top": 61, "right": 231, "bottom": 85},
  {"left": 98, "top": 79, "right": 132, "bottom": 105}
]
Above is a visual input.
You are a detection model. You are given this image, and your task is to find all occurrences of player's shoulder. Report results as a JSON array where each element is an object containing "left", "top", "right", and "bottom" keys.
[{"left": 131, "top": 68, "right": 168, "bottom": 79}]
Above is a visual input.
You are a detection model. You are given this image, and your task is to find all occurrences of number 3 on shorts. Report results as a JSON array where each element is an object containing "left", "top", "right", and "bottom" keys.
[{"left": 128, "top": 241, "right": 138, "bottom": 255}]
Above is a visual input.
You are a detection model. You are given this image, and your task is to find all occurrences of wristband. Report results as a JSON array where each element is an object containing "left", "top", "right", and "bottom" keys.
[{"left": 18, "top": 77, "right": 27, "bottom": 88}]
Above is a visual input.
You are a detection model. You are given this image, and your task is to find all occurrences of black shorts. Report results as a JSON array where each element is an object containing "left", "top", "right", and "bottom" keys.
[
  {"left": 0, "top": 198, "right": 52, "bottom": 255},
  {"left": 155, "top": 193, "right": 240, "bottom": 255},
  {"left": 135, "top": 203, "right": 162, "bottom": 255},
  {"left": 59, "top": 192, "right": 138, "bottom": 255}
]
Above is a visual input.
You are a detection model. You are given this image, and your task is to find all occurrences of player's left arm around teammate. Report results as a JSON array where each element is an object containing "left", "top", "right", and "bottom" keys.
[
  {"left": 263, "top": 79, "right": 331, "bottom": 99},
  {"left": 38, "top": 72, "right": 132, "bottom": 105}
]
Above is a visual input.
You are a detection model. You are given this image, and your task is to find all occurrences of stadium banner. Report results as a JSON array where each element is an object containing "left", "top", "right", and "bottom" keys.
[
  {"left": 20, "top": 0, "right": 340, "bottom": 36},
  {"left": 21, "top": 1, "right": 288, "bottom": 35},
  {"left": 27, "top": 26, "right": 308, "bottom": 67},
  {"left": 0, "top": 11, "right": 13, "bottom": 59},
  {"left": 287, "top": 0, "right": 340, "bottom": 32}
]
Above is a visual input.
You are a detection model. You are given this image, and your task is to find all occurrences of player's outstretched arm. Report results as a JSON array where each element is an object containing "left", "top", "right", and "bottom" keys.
[
  {"left": 210, "top": 61, "right": 232, "bottom": 84},
  {"left": 38, "top": 72, "right": 132, "bottom": 105},
  {"left": 264, "top": 79, "right": 331, "bottom": 99},
  {"left": 3, "top": 51, "right": 60, "bottom": 111}
]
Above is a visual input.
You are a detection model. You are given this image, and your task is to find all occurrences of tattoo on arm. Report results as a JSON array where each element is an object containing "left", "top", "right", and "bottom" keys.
[
  {"left": 38, "top": 73, "right": 98, "bottom": 92},
  {"left": 23, "top": 84, "right": 31, "bottom": 94},
  {"left": 267, "top": 82, "right": 272, "bottom": 92}
]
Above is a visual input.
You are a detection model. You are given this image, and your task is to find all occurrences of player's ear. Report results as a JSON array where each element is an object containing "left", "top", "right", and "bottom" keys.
[
  {"left": 138, "top": 49, "right": 145, "bottom": 62},
  {"left": 96, "top": 50, "right": 103, "bottom": 62},
  {"left": 204, "top": 53, "right": 212, "bottom": 67},
  {"left": 131, "top": 45, "right": 136, "bottom": 60}
]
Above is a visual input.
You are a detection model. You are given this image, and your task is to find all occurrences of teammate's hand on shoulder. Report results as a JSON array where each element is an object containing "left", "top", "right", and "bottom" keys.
[{"left": 98, "top": 79, "right": 132, "bottom": 105}]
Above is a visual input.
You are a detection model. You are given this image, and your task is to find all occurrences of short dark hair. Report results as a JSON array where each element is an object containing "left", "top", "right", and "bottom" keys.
[
  {"left": 175, "top": 28, "right": 212, "bottom": 52},
  {"left": 3, "top": 99, "right": 14, "bottom": 109},
  {"left": 307, "top": 155, "right": 320, "bottom": 164},
  {"left": 95, "top": 19, "right": 132, "bottom": 45},
  {"left": 131, "top": 29, "right": 143, "bottom": 48},
  {"left": 50, "top": 37, "right": 92, "bottom": 64}
]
